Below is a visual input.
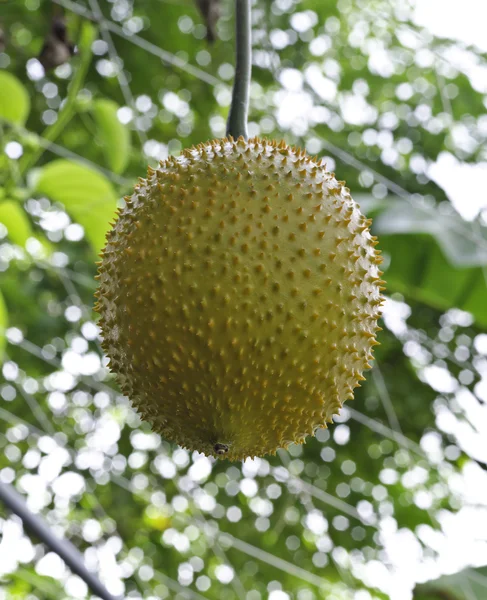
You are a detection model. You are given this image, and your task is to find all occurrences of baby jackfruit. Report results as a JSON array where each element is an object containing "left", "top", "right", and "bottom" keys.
[{"left": 95, "top": 137, "right": 385, "bottom": 461}]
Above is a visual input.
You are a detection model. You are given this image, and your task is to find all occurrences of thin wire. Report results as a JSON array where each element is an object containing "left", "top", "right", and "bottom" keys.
[
  {"left": 189, "top": 510, "right": 247, "bottom": 600},
  {"left": 2, "top": 118, "right": 131, "bottom": 187},
  {"left": 277, "top": 450, "right": 357, "bottom": 587},
  {"left": 0, "top": 406, "right": 44, "bottom": 437},
  {"left": 111, "top": 473, "right": 333, "bottom": 594},
  {"left": 372, "top": 367, "right": 403, "bottom": 435},
  {"left": 472, "top": 220, "right": 487, "bottom": 288},
  {"left": 35, "top": 260, "right": 98, "bottom": 291},
  {"left": 401, "top": 23, "right": 482, "bottom": 71},
  {"left": 58, "top": 266, "right": 98, "bottom": 290},
  {"left": 9, "top": 372, "right": 57, "bottom": 436},
  {"left": 51, "top": 0, "right": 222, "bottom": 87},
  {"left": 277, "top": 459, "right": 371, "bottom": 526},
  {"left": 467, "top": 568, "right": 487, "bottom": 585},
  {"left": 418, "top": 328, "right": 482, "bottom": 375},
  {"left": 17, "top": 126, "right": 131, "bottom": 187},
  {"left": 14, "top": 336, "right": 115, "bottom": 396},
  {"left": 436, "top": 70, "right": 454, "bottom": 117},
  {"left": 151, "top": 573, "right": 210, "bottom": 600},
  {"left": 218, "top": 532, "right": 326, "bottom": 588},
  {"left": 372, "top": 363, "right": 444, "bottom": 532},
  {"left": 347, "top": 406, "right": 423, "bottom": 456},
  {"left": 277, "top": 449, "right": 315, "bottom": 515},
  {"left": 55, "top": 267, "right": 105, "bottom": 356},
  {"left": 87, "top": 0, "right": 147, "bottom": 148}
]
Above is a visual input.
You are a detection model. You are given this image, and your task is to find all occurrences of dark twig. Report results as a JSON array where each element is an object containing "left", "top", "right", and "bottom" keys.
[
  {"left": 226, "top": 0, "right": 251, "bottom": 140},
  {"left": 195, "top": 0, "right": 221, "bottom": 42},
  {"left": 38, "top": 13, "right": 76, "bottom": 70},
  {"left": 0, "top": 483, "right": 122, "bottom": 600}
]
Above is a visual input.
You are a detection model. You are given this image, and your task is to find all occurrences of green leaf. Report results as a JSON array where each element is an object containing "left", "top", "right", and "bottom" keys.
[
  {"left": 0, "top": 199, "right": 34, "bottom": 247},
  {"left": 365, "top": 198, "right": 487, "bottom": 328},
  {"left": 373, "top": 200, "right": 487, "bottom": 268},
  {"left": 414, "top": 566, "right": 487, "bottom": 599},
  {"left": 11, "top": 568, "right": 66, "bottom": 600},
  {"left": 92, "top": 99, "right": 131, "bottom": 174},
  {"left": 0, "top": 198, "right": 54, "bottom": 256},
  {"left": 0, "top": 288, "right": 7, "bottom": 360},
  {"left": 34, "top": 159, "right": 118, "bottom": 252},
  {"left": 0, "top": 71, "right": 31, "bottom": 125}
]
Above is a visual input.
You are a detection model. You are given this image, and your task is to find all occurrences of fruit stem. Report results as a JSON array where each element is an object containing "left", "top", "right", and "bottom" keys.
[{"left": 226, "top": 0, "right": 252, "bottom": 140}]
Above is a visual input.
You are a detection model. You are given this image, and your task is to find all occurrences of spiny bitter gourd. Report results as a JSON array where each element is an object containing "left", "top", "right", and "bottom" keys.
[{"left": 95, "top": 137, "right": 385, "bottom": 461}]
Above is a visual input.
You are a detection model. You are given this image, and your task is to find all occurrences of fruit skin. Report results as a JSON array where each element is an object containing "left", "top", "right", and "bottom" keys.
[{"left": 95, "top": 137, "right": 385, "bottom": 461}]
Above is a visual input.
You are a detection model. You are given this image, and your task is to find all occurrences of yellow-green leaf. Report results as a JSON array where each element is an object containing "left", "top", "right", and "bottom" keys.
[
  {"left": 12, "top": 568, "right": 65, "bottom": 600},
  {"left": 34, "top": 160, "right": 118, "bottom": 252},
  {"left": 0, "top": 200, "right": 34, "bottom": 247},
  {"left": 92, "top": 99, "right": 131, "bottom": 174},
  {"left": 0, "top": 288, "right": 7, "bottom": 360},
  {"left": 0, "top": 72, "right": 31, "bottom": 125}
]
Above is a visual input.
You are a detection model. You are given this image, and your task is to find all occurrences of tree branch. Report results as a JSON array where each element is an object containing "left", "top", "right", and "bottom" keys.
[
  {"left": 226, "top": 0, "right": 251, "bottom": 140},
  {"left": 0, "top": 482, "right": 122, "bottom": 600}
]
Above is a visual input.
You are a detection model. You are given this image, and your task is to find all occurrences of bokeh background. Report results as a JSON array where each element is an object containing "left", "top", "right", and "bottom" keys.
[{"left": 1, "top": 0, "right": 487, "bottom": 599}]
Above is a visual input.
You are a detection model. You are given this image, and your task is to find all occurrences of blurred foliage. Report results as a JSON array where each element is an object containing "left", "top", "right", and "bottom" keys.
[
  {"left": 367, "top": 201, "right": 487, "bottom": 327},
  {"left": 91, "top": 98, "right": 131, "bottom": 174},
  {"left": 414, "top": 566, "right": 487, "bottom": 600},
  {"left": 33, "top": 159, "right": 118, "bottom": 252},
  {"left": 0, "top": 1, "right": 487, "bottom": 599},
  {"left": 0, "top": 71, "right": 31, "bottom": 126}
]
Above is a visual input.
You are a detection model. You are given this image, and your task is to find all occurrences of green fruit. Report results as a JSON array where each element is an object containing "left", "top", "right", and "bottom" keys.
[{"left": 95, "top": 137, "right": 385, "bottom": 461}]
